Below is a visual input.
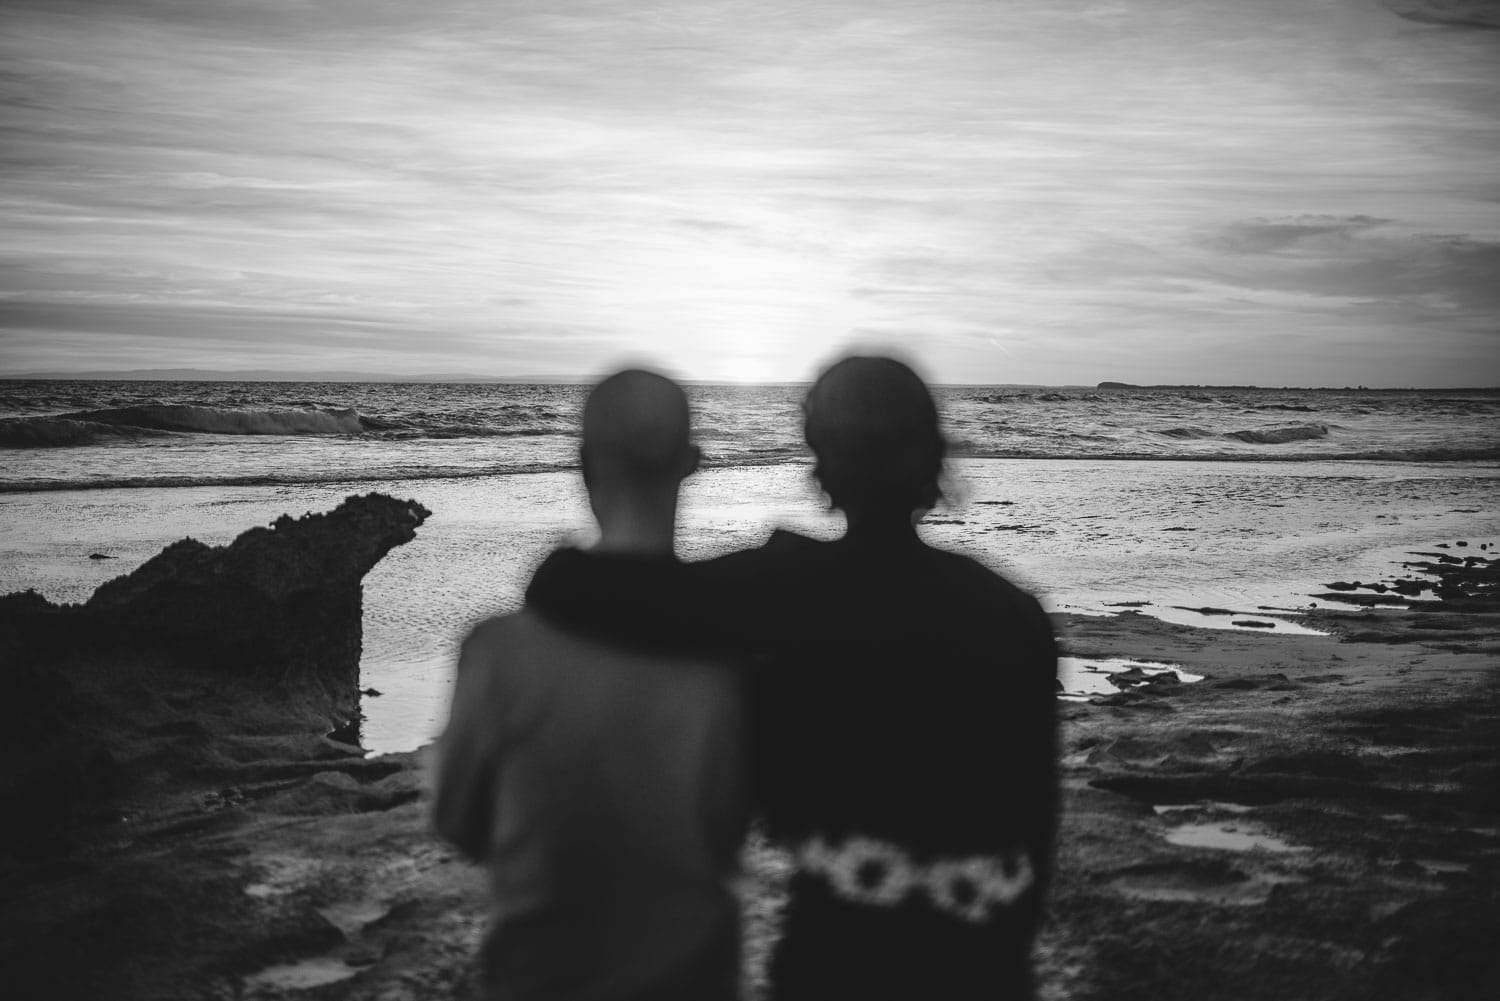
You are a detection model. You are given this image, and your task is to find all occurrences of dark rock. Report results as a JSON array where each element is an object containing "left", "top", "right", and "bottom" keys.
[
  {"left": 7, "top": 493, "right": 429, "bottom": 728},
  {"left": 1108, "top": 667, "right": 1152, "bottom": 687},
  {"left": 1240, "top": 752, "right": 1375, "bottom": 780},
  {"left": 1232, "top": 620, "right": 1276, "bottom": 629},
  {"left": 0, "top": 494, "right": 429, "bottom": 848},
  {"left": 0, "top": 738, "right": 120, "bottom": 849},
  {"left": 88, "top": 553, "right": 116, "bottom": 560}
]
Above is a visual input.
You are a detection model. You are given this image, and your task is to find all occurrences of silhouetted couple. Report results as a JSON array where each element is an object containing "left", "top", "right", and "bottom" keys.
[{"left": 435, "top": 356, "right": 1058, "bottom": 1001}]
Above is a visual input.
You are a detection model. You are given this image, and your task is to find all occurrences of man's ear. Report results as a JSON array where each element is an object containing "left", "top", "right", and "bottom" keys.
[
  {"left": 579, "top": 443, "right": 595, "bottom": 489},
  {"left": 681, "top": 444, "right": 701, "bottom": 479}
]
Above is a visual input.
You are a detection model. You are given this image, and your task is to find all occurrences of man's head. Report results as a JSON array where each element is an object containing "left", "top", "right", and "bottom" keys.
[
  {"left": 581, "top": 368, "right": 698, "bottom": 487},
  {"left": 803, "top": 355, "right": 945, "bottom": 518}
]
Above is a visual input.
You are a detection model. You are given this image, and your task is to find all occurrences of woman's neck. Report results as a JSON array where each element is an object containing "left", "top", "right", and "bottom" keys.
[{"left": 842, "top": 508, "right": 921, "bottom": 544}]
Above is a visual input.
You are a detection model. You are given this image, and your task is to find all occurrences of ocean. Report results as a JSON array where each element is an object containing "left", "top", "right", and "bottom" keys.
[{"left": 3, "top": 380, "right": 1498, "bottom": 752}]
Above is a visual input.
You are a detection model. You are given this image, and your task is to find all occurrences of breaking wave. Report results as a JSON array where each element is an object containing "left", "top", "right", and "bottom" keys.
[
  {"left": 61, "top": 404, "right": 367, "bottom": 436},
  {"left": 0, "top": 417, "right": 165, "bottom": 447},
  {"left": 1225, "top": 424, "right": 1329, "bottom": 444}
]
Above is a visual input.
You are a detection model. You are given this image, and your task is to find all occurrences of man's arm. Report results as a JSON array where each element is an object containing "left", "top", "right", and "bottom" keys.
[
  {"left": 523, "top": 533, "right": 808, "bottom": 656},
  {"left": 431, "top": 623, "right": 502, "bottom": 861}
]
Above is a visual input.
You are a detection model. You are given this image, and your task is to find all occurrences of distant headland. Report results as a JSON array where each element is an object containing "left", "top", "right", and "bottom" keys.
[{"left": 1092, "top": 382, "right": 1495, "bottom": 392}]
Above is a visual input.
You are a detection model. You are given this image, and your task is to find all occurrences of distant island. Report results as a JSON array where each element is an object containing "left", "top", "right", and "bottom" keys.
[{"left": 1093, "top": 382, "right": 1438, "bottom": 391}]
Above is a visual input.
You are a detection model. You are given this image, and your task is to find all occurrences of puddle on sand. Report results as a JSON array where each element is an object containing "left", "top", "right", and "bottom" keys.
[
  {"left": 1078, "top": 603, "right": 1328, "bottom": 636},
  {"left": 1154, "top": 802, "right": 1255, "bottom": 816},
  {"left": 243, "top": 957, "right": 359, "bottom": 992},
  {"left": 1058, "top": 657, "right": 1204, "bottom": 699},
  {"left": 1164, "top": 821, "right": 1310, "bottom": 854}
]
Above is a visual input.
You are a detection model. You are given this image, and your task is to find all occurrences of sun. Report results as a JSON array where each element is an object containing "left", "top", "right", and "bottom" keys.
[{"left": 719, "top": 355, "right": 776, "bottom": 384}]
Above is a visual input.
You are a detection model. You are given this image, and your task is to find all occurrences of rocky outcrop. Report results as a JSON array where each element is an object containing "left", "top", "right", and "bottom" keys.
[
  {"left": 5, "top": 492, "right": 429, "bottom": 725},
  {"left": 0, "top": 493, "right": 429, "bottom": 848}
]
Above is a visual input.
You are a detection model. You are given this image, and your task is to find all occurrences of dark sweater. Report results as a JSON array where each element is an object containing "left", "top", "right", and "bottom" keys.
[{"left": 526, "top": 529, "right": 1058, "bottom": 1000}]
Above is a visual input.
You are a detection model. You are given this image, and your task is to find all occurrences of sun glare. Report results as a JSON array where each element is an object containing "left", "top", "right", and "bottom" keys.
[
  {"left": 587, "top": 223, "right": 879, "bottom": 381},
  {"left": 718, "top": 355, "right": 775, "bottom": 384}
]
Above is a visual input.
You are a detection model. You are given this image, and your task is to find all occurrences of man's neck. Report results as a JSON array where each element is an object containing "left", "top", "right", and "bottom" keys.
[
  {"left": 589, "top": 488, "right": 679, "bottom": 557},
  {"left": 591, "top": 526, "right": 676, "bottom": 557}
]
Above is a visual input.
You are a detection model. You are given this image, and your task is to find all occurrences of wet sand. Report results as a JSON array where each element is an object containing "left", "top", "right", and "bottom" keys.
[
  {"left": 1038, "top": 597, "right": 1499, "bottom": 1000},
  {"left": 1, "top": 545, "right": 1496, "bottom": 1000}
]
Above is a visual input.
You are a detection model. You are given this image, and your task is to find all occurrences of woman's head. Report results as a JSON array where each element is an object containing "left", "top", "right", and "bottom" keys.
[{"left": 803, "top": 355, "right": 945, "bottom": 518}]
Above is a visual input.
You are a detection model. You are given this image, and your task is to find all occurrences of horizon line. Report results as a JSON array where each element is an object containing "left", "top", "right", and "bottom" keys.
[{"left": 1, "top": 368, "right": 1497, "bottom": 393}]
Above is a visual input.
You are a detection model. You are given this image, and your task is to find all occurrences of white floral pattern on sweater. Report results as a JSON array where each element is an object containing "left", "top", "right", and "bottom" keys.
[{"left": 794, "top": 833, "right": 1034, "bottom": 924}]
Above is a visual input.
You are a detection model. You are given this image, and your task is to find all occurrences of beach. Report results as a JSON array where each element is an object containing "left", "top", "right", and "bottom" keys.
[
  {"left": 5, "top": 0, "right": 1499, "bottom": 989},
  {"left": 2, "top": 485, "right": 1496, "bottom": 1000},
  {"left": 2, "top": 381, "right": 1498, "bottom": 997}
]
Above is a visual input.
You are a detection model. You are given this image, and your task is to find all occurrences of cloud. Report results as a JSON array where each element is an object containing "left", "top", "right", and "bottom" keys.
[
  {"left": 1204, "top": 216, "right": 1392, "bottom": 256},
  {"left": 1, "top": 1, "right": 1498, "bottom": 384},
  {"left": 1196, "top": 217, "right": 1500, "bottom": 313},
  {"left": 1382, "top": 0, "right": 1500, "bottom": 29}
]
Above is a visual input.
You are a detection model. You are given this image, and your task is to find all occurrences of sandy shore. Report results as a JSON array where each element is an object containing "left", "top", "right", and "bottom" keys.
[{"left": 1, "top": 533, "right": 1496, "bottom": 1000}]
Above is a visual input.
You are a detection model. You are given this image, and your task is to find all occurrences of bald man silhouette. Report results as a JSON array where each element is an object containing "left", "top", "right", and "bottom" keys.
[{"left": 433, "top": 370, "right": 749, "bottom": 1001}]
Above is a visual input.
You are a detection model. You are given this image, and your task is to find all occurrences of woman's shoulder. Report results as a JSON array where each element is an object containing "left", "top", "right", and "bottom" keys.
[{"left": 919, "top": 545, "right": 1050, "bottom": 626}]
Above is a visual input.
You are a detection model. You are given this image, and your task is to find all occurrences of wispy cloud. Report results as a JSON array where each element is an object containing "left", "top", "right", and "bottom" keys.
[{"left": 1, "top": 0, "right": 1497, "bottom": 384}]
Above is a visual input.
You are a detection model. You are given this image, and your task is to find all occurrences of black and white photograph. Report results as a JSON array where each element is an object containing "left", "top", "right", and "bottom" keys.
[{"left": 2, "top": 1, "right": 1497, "bottom": 999}]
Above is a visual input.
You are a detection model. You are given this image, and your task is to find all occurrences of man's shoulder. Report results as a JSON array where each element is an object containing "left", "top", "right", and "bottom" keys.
[
  {"left": 463, "top": 610, "right": 523, "bottom": 647},
  {"left": 458, "top": 609, "right": 558, "bottom": 668},
  {"left": 688, "top": 529, "right": 823, "bottom": 580}
]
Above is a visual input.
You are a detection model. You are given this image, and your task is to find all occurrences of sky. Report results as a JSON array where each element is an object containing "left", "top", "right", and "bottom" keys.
[{"left": 1, "top": 0, "right": 1497, "bottom": 386}]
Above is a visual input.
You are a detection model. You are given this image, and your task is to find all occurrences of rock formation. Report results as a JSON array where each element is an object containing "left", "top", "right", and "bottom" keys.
[
  {"left": 5, "top": 492, "right": 428, "bottom": 721},
  {"left": 0, "top": 493, "right": 429, "bottom": 847}
]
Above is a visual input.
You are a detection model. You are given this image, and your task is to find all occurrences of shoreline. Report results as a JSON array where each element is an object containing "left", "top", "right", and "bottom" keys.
[
  {"left": 1, "top": 508, "right": 1497, "bottom": 998},
  {"left": 5, "top": 458, "right": 1498, "bottom": 755}
]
